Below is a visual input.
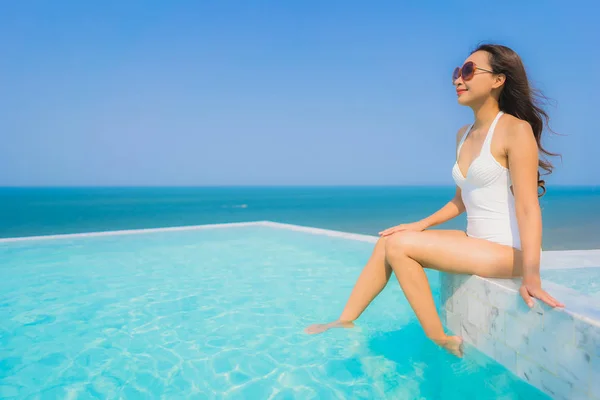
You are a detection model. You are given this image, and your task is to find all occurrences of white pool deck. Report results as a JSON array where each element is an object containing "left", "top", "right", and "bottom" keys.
[{"left": 1, "top": 221, "right": 598, "bottom": 399}]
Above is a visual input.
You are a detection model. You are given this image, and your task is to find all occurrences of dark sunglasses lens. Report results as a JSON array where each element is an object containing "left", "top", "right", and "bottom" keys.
[
  {"left": 462, "top": 62, "right": 475, "bottom": 80},
  {"left": 452, "top": 67, "right": 460, "bottom": 81}
]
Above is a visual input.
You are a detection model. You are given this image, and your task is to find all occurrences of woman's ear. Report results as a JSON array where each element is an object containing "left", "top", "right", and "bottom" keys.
[{"left": 493, "top": 73, "right": 506, "bottom": 89}]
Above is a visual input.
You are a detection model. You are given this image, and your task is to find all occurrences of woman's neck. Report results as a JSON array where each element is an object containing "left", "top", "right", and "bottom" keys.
[{"left": 471, "top": 98, "right": 501, "bottom": 129}]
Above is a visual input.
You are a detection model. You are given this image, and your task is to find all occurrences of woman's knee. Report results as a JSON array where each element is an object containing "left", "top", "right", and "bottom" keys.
[
  {"left": 372, "top": 235, "right": 387, "bottom": 257},
  {"left": 385, "top": 231, "right": 418, "bottom": 259}
]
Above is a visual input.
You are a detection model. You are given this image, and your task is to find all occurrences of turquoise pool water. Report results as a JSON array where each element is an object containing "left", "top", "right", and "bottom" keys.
[{"left": 0, "top": 225, "right": 548, "bottom": 399}]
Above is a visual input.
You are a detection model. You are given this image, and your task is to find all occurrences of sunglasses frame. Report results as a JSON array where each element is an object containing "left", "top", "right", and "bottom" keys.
[{"left": 453, "top": 61, "right": 494, "bottom": 82}]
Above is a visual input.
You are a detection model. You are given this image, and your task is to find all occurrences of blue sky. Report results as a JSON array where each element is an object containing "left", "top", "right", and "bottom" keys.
[{"left": 1, "top": 0, "right": 598, "bottom": 186}]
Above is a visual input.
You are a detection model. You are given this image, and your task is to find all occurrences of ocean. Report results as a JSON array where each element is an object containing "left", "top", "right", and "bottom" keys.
[{"left": 1, "top": 186, "right": 598, "bottom": 250}]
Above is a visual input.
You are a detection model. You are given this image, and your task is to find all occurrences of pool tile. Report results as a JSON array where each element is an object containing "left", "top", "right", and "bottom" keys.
[
  {"left": 504, "top": 313, "right": 531, "bottom": 350},
  {"left": 476, "top": 330, "right": 495, "bottom": 359},
  {"left": 446, "top": 310, "right": 462, "bottom": 335},
  {"left": 453, "top": 289, "right": 469, "bottom": 316},
  {"left": 469, "top": 276, "right": 492, "bottom": 303},
  {"left": 489, "top": 306, "right": 505, "bottom": 341},
  {"left": 516, "top": 355, "right": 573, "bottom": 400},
  {"left": 554, "top": 341, "right": 591, "bottom": 390},
  {"left": 575, "top": 318, "right": 600, "bottom": 357},
  {"left": 467, "top": 297, "right": 489, "bottom": 334},
  {"left": 543, "top": 308, "right": 575, "bottom": 345},
  {"left": 460, "top": 319, "right": 479, "bottom": 346},
  {"left": 493, "top": 340, "right": 516, "bottom": 371}
]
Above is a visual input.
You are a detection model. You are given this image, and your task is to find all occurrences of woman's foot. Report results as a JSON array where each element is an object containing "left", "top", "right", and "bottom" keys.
[
  {"left": 304, "top": 320, "right": 355, "bottom": 334},
  {"left": 434, "top": 335, "right": 464, "bottom": 358}
]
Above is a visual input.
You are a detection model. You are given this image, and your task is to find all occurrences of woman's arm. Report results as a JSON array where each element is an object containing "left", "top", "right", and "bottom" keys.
[
  {"left": 380, "top": 125, "right": 469, "bottom": 236},
  {"left": 507, "top": 120, "right": 564, "bottom": 308},
  {"left": 379, "top": 188, "right": 464, "bottom": 236},
  {"left": 417, "top": 187, "right": 465, "bottom": 229}
]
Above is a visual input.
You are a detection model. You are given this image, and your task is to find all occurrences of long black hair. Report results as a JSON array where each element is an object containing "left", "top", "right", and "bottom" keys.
[{"left": 473, "top": 44, "right": 559, "bottom": 196}]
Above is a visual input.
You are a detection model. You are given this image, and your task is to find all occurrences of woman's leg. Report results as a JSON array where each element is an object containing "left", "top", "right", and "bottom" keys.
[
  {"left": 339, "top": 236, "right": 391, "bottom": 321},
  {"left": 304, "top": 236, "right": 391, "bottom": 334},
  {"left": 304, "top": 230, "right": 468, "bottom": 335},
  {"left": 384, "top": 230, "right": 522, "bottom": 356}
]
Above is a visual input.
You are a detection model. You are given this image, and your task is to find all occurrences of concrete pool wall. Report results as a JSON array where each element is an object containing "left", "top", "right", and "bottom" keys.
[{"left": 440, "top": 255, "right": 600, "bottom": 400}]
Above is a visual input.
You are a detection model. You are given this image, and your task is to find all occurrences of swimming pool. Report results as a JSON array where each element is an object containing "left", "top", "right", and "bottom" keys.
[{"left": 0, "top": 222, "right": 549, "bottom": 398}]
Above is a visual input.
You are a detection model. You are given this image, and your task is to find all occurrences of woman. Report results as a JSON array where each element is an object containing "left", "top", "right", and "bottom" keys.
[{"left": 305, "top": 44, "right": 564, "bottom": 357}]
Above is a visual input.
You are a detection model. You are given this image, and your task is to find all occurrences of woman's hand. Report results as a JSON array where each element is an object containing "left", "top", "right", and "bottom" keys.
[
  {"left": 519, "top": 275, "right": 564, "bottom": 308},
  {"left": 379, "top": 221, "right": 427, "bottom": 237}
]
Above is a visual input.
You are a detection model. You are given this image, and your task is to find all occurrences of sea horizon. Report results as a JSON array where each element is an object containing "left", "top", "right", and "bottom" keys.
[
  {"left": 2, "top": 186, "right": 598, "bottom": 250},
  {"left": 2, "top": 184, "right": 598, "bottom": 188}
]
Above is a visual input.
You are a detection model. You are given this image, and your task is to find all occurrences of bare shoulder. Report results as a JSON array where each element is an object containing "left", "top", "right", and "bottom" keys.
[
  {"left": 498, "top": 114, "right": 535, "bottom": 141},
  {"left": 497, "top": 114, "right": 537, "bottom": 151}
]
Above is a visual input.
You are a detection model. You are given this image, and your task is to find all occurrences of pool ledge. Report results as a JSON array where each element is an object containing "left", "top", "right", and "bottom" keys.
[{"left": 440, "top": 271, "right": 600, "bottom": 400}]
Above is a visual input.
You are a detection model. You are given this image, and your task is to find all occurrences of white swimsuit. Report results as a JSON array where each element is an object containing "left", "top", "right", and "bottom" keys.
[{"left": 452, "top": 111, "right": 522, "bottom": 250}]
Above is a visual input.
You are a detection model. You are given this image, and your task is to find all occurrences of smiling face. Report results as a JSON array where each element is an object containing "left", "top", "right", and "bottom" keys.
[{"left": 453, "top": 50, "right": 505, "bottom": 107}]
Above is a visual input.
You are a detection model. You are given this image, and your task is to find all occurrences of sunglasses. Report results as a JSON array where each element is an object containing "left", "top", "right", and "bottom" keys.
[{"left": 452, "top": 61, "right": 494, "bottom": 82}]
